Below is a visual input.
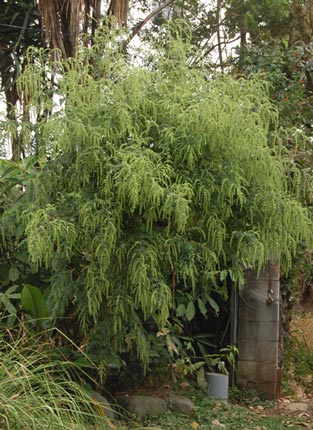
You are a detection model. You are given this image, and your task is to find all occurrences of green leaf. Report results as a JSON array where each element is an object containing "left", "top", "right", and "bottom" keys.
[
  {"left": 176, "top": 303, "right": 186, "bottom": 318},
  {"left": 185, "top": 301, "right": 195, "bottom": 321},
  {"left": 21, "top": 284, "right": 48, "bottom": 322},
  {"left": 5, "top": 285, "right": 19, "bottom": 295},
  {"left": 196, "top": 366, "right": 207, "bottom": 391},
  {"left": 74, "top": 357, "right": 93, "bottom": 368},
  {"left": 8, "top": 266, "right": 19, "bottom": 282},
  {"left": 198, "top": 298, "right": 207, "bottom": 317},
  {"left": 207, "top": 296, "right": 219, "bottom": 315},
  {"left": 220, "top": 270, "right": 228, "bottom": 281},
  {"left": 0, "top": 296, "right": 17, "bottom": 315},
  {"left": 6, "top": 314, "right": 17, "bottom": 328}
]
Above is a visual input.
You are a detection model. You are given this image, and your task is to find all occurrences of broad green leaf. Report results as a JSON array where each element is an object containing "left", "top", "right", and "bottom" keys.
[
  {"left": 176, "top": 303, "right": 186, "bottom": 318},
  {"left": 220, "top": 270, "right": 228, "bottom": 281},
  {"left": 8, "top": 266, "right": 19, "bottom": 282},
  {"left": 21, "top": 284, "right": 48, "bottom": 322},
  {"left": 186, "top": 301, "right": 195, "bottom": 321},
  {"left": 207, "top": 296, "right": 219, "bottom": 315},
  {"left": 6, "top": 285, "right": 19, "bottom": 295},
  {"left": 197, "top": 298, "right": 207, "bottom": 317}
]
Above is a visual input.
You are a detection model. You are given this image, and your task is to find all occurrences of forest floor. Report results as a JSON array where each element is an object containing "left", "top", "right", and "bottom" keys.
[
  {"left": 114, "top": 382, "right": 313, "bottom": 430},
  {"left": 250, "top": 396, "right": 313, "bottom": 428},
  {"left": 115, "top": 306, "right": 313, "bottom": 429}
]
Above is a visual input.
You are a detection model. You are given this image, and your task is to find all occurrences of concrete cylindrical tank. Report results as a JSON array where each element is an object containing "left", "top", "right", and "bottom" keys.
[{"left": 206, "top": 372, "right": 229, "bottom": 401}]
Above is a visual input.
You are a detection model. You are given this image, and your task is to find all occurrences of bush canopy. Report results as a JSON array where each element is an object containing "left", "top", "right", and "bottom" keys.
[{"left": 1, "top": 32, "right": 312, "bottom": 370}]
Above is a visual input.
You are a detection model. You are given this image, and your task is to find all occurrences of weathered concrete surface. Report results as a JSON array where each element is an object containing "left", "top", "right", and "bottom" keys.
[
  {"left": 237, "top": 263, "right": 281, "bottom": 400},
  {"left": 237, "top": 361, "right": 278, "bottom": 382},
  {"left": 238, "top": 300, "right": 280, "bottom": 322},
  {"left": 238, "top": 320, "right": 279, "bottom": 341},
  {"left": 238, "top": 339, "right": 278, "bottom": 363}
]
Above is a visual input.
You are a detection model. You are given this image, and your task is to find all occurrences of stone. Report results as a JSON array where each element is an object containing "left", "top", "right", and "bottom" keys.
[
  {"left": 92, "top": 391, "right": 117, "bottom": 419},
  {"left": 211, "top": 418, "right": 226, "bottom": 428},
  {"left": 179, "top": 381, "right": 191, "bottom": 390},
  {"left": 166, "top": 395, "right": 195, "bottom": 415},
  {"left": 117, "top": 395, "right": 167, "bottom": 418}
]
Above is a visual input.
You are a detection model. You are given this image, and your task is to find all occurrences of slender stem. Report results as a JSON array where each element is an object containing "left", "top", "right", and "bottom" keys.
[{"left": 216, "top": 0, "right": 223, "bottom": 72}]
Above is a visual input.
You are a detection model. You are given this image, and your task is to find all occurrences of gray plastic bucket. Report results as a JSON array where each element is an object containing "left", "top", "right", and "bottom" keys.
[{"left": 206, "top": 372, "right": 229, "bottom": 401}]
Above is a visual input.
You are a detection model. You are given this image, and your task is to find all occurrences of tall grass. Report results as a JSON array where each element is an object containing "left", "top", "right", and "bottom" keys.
[{"left": 0, "top": 328, "right": 106, "bottom": 430}]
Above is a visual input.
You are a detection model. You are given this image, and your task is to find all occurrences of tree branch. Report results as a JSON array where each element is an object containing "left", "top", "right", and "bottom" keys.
[
  {"left": 216, "top": 0, "right": 223, "bottom": 72},
  {"left": 123, "top": 0, "right": 176, "bottom": 49}
]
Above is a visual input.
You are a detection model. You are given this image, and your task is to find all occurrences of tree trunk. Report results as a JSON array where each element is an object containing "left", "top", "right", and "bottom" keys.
[
  {"left": 108, "top": 0, "right": 129, "bottom": 27},
  {"left": 0, "top": 40, "right": 20, "bottom": 160},
  {"left": 37, "top": 0, "right": 131, "bottom": 57}
]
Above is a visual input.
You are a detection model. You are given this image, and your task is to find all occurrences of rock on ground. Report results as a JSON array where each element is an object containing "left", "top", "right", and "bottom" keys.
[
  {"left": 117, "top": 395, "right": 167, "bottom": 418},
  {"left": 92, "top": 391, "right": 117, "bottom": 419},
  {"left": 166, "top": 394, "right": 195, "bottom": 415}
]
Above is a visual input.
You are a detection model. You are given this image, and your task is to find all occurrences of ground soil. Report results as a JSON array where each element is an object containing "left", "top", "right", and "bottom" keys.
[{"left": 256, "top": 397, "right": 313, "bottom": 427}]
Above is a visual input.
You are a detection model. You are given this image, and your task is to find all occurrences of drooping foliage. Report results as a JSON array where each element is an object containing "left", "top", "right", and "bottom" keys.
[{"left": 2, "top": 28, "right": 312, "bottom": 371}]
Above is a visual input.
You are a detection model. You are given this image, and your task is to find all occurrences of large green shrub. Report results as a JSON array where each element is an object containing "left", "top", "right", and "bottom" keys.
[{"left": 2, "top": 29, "right": 312, "bottom": 373}]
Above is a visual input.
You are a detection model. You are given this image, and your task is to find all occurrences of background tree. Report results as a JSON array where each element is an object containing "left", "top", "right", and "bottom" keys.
[
  {"left": 0, "top": 0, "right": 42, "bottom": 160},
  {"left": 0, "top": 0, "right": 179, "bottom": 159}
]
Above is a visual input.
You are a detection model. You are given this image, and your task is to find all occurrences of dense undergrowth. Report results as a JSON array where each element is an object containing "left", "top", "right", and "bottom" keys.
[
  {"left": 132, "top": 398, "right": 299, "bottom": 430},
  {"left": 0, "top": 327, "right": 106, "bottom": 430},
  {"left": 1, "top": 325, "right": 312, "bottom": 430}
]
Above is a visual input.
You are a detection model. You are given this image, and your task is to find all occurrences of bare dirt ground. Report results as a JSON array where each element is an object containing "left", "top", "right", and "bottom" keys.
[{"left": 255, "top": 398, "right": 313, "bottom": 427}]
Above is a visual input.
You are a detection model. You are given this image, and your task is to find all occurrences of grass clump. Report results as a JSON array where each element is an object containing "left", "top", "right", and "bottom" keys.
[{"left": 0, "top": 328, "right": 106, "bottom": 430}]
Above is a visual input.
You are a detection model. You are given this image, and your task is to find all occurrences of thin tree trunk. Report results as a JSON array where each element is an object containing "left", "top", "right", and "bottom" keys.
[
  {"left": 6, "top": 88, "right": 20, "bottom": 161},
  {"left": 216, "top": 0, "right": 223, "bottom": 72},
  {"left": 0, "top": 40, "right": 20, "bottom": 160},
  {"left": 91, "top": 0, "right": 102, "bottom": 40}
]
